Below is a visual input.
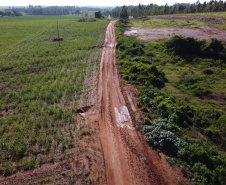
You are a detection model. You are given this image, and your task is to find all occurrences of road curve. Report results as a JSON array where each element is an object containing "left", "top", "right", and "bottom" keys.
[{"left": 98, "top": 21, "right": 176, "bottom": 185}]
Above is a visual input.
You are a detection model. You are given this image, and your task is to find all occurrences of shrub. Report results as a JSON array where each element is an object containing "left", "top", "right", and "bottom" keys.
[
  {"left": 145, "top": 119, "right": 186, "bottom": 156},
  {"left": 167, "top": 36, "right": 226, "bottom": 60},
  {"left": 205, "top": 127, "right": 221, "bottom": 142},
  {"left": 178, "top": 142, "right": 223, "bottom": 170},
  {"left": 4, "top": 161, "right": 13, "bottom": 176},
  {"left": 217, "top": 115, "right": 226, "bottom": 133},
  {"left": 192, "top": 162, "right": 216, "bottom": 184},
  {"left": 203, "top": 69, "right": 214, "bottom": 75},
  {"left": 166, "top": 35, "right": 202, "bottom": 56}
]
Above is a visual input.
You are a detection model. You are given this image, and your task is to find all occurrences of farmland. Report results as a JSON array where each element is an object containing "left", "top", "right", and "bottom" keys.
[{"left": 0, "top": 15, "right": 108, "bottom": 175}]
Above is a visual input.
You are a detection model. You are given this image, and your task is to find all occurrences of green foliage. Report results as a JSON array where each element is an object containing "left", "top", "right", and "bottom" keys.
[
  {"left": 217, "top": 115, "right": 226, "bottom": 133},
  {"left": 111, "top": 2, "right": 226, "bottom": 18},
  {"left": 116, "top": 32, "right": 166, "bottom": 88},
  {"left": 205, "top": 126, "right": 221, "bottom": 143},
  {"left": 178, "top": 142, "right": 226, "bottom": 184},
  {"left": 203, "top": 69, "right": 214, "bottom": 75},
  {"left": 94, "top": 11, "right": 103, "bottom": 18},
  {"left": 192, "top": 163, "right": 216, "bottom": 184},
  {"left": 167, "top": 36, "right": 226, "bottom": 60},
  {"left": 22, "top": 155, "right": 36, "bottom": 171},
  {"left": 119, "top": 5, "right": 128, "bottom": 19},
  {"left": 3, "top": 161, "right": 14, "bottom": 176},
  {"left": 176, "top": 74, "right": 210, "bottom": 96},
  {"left": 145, "top": 119, "right": 186, "bottom": 156},
  {"left": 0, "top": 15, "right": 108, "bottom": 175}
]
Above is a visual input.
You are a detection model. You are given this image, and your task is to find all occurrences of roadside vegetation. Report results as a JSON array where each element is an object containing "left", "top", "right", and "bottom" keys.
[
  {"left": 0, "top": 15, "right": 108, "bottom": 176},
  {"left": 115, "top": 18, "right": 226, "bottom": 185}
]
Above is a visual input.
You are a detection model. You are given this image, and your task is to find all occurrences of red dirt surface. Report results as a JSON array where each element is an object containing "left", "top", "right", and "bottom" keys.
[
  {"left": 125, "top": 26, "right": 226, "bottom": 43},
  {"left": 97, "top": 20, "right": 180, "bottom": 185}
]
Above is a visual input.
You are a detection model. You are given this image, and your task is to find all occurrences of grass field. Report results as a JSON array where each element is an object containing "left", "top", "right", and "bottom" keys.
[
  {"left": 0, "top": 15, "right": 108, "bottom": 175},
  {"left": 144, "top": 40, "right": 226, "bottom": 111}
]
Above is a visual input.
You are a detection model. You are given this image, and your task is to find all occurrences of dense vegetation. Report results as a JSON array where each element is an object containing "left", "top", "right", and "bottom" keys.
[
  {"left": 2, "top": 5, "right": 112, "bottom": 17},
  {"left": 115, "top": 19, "right": 226, "bottom": 184},
  {"left": 0, "top": 10, "right": 23, "bottom": 17},
  {"left": 111, "top": 0, "right": 226, "bottom": 18},
  {"left": 0, "top": 15, "right": 108, "bottom": 176}
]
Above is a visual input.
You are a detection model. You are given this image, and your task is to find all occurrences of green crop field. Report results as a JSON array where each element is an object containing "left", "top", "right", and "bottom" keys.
[{"left": 0, "top": 15, "right": 108, "bottom": 175}]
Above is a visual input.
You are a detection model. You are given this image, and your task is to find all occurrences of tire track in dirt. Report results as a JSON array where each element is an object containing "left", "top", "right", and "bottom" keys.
[{"left": 98, "top": 21, "right": 177, "bottom": 185}]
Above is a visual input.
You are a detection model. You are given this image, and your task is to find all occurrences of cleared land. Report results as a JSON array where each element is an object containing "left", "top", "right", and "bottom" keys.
[{"left": 125, "top": 16, "right": 226, "bottom": 42}]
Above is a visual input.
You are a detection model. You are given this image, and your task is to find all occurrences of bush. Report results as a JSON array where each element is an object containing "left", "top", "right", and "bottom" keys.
[
  {"left": 4, "top": 161, "right": 14, "bottom": 176},
  {"left": 145, "top": 119, "right": 186, "bottom": 156},
  {"left": 167, "top": 36, "right": 226, "bottom": 60},
  {"left": 167, "top": 35, "right": 202, "bottom": 56},
  {"left": 203, "top": 69, "right": 214, "bottom": 75},
  {"left": 178, "top": 142, "right": 224, "bottom": 170},
  {"left": 217, "top": 115, "right": 226, "bottom": 133},
  {"left": 205, "top": 127, "right": 221, "bottom": 142},
  {"left": 192, "top": 162, "right": 216, "bottom": 184}
]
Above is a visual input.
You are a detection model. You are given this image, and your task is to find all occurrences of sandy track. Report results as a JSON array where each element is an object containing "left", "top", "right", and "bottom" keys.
[{"left": 98, "top": 21, "right": 177, "bottom": 185}]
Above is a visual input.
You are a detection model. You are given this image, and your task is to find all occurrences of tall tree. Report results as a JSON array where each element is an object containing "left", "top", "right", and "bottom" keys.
[
  {"left": 94, "top": 11, "right": 103, "bottom": 18},
  {"left": 120, "top": 5, "right": 128, "bottom": 19}
]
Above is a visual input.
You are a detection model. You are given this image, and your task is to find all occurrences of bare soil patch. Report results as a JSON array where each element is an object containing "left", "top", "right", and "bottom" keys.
[
  {"left": 150, "top": 15, "right": 226, "bottom": 25},
  {"left": 125, "top": 25, "right": 226, "bottom": 43},
  {"left": 125, "top": 15, "right": 226, "bottom": 43}
]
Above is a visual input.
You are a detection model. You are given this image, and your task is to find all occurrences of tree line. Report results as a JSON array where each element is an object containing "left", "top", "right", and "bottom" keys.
[
  {"left": 1, "top": 5, "right": 112, "bottom": 16},
  {"left": 0, "top": 10, "right": 23, "bottom": 17},
  {"left": 111, "top": 0, "right": 226, "bottom": 18}
]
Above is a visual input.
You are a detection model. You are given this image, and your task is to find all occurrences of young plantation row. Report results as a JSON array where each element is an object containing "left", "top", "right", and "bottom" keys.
[{"left": 0, "top": 15, "right": 108, "bottom": 175}]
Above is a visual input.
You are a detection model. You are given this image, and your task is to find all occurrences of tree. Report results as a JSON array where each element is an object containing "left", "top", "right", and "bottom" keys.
[
  {"left": 120, "top": 5, "right": 128, "bottom": 19},
  {"left": 164, "top": 3, "right": 170, "bottom": 14},
  {"left": 178, "top": 5, "right": 185, "bottom": 13},
  {"left": 131, "top": 7, "right": 138, "bottom": 18},
  {"left": 94, "top": 11, "right": 103, "bottom": 18}
]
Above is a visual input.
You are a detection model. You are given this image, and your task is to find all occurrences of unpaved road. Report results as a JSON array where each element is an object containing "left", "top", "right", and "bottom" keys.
[{"left": 98, "top": 21, "right": 176, "bottom": 185}]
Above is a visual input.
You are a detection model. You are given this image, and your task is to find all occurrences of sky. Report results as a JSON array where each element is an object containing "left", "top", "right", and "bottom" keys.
[{"left": 0, "top": 0, "right": 212, "bottom": 7}]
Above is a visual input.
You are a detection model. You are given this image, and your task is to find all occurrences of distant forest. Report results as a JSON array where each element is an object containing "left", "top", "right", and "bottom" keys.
[
  {"left": 0, "top": 0, "right": 225, "bottom": 18},
  {"left": 111, "top": 0, "right": 226, "bottom": 18},
  {"left": 0, "top": 5, "right": 112, "bottom": 17}
]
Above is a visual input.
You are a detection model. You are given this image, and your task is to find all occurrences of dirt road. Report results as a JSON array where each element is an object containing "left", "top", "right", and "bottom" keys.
[{"left": 98, "top": 21, "right": 176, "bottom": 185}]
